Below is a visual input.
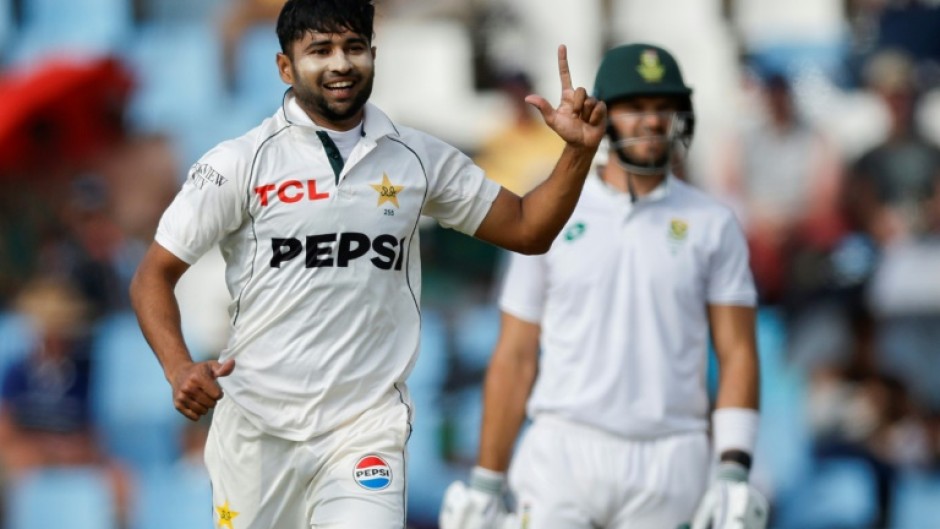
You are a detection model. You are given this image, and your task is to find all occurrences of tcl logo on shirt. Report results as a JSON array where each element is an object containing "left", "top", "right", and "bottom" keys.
[
  {"left": 255, "top": 179, "right": 329, "bottom": 206},
  {"left": 270, "top": 232, "right": 406, "bottom": 270}
]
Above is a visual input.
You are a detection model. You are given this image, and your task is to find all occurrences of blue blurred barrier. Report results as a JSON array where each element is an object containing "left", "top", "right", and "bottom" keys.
[
  {"left": 234, "top": 24, "right": 289, "bottom": 122},
  {"left": 5, "top": 467, "right": 119, "bottom": 529},
  {"left": 136, "top": 0, "right": 224, "bottom": 24},
  {"left": 775, "top": 457, "right": 878, "bottom": 529},
  {"left": 132, "top": 465, "right": 214, "bottom": 529},
  {"left": 452, "top": 304, "right": 500, "bottom": 374},
  {"left": 0, "top": 0, "right": 13, "bottom": 62},
  {"left": 0, "top": 311, "right": 33, "bottom": 376},
  {"left": 9, "top": 0, "right": 131, "bottom": 64},
  {"left": 410, "top": 308, "right": 448, "bottom": 392},
  {"left": 125, "top": 22, "right": 225, "bottom": 136},
  {"left": 90, "top": 311, "right": 185, "bottom": 472},
  {"left": 751, "top": 307, "right": 813, "bottom": 505},
  {"left": 407, "top": 307, "right": 461, "bottom": 525},
  {"left": 891, "top": 470, "right": 940, "bottom": 529}
]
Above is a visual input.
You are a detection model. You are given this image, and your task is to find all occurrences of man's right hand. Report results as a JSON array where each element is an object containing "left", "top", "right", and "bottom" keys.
[
  {"left": 440, "top": 467, "right": 515, "bottom": 529},
  {"left": 168, "top": 358, "right": 235, "bottom": 420}
]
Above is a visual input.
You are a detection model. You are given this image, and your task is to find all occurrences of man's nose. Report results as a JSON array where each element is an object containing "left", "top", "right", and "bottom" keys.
[
  {"left": 640, "top": 112, "right": 669, "bottom": 133},
  {"left": 328, "top": 51, "right": 353, "bottom": 72}
]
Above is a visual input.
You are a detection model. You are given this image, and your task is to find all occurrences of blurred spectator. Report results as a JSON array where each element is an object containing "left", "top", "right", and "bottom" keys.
[
  {"left": 805, "top": 307, "right": 930, "bottom": 528},
  {"left": 716, "top": 71, "right": 845, "bottom": 303},
  {"left": 847, "top": 0, "right": 940, "bottom": 88},
  {"left": 0, "top": 277, "right": 133, "bottom": 528},
  {"left": 35, "top": 175, "right": 131, "bottom": 320},
  {"left": 844, "top": 48, "right": 940, "bottom": 245},
  {"left": 474, "top": 71, "right": 564, "bottom": 195},
  {"left": 861, "top": 43, "right": 940, "bottom": 464}
]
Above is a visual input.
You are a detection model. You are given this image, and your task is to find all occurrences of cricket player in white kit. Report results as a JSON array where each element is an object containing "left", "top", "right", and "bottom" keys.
[
  {"left": 441, "top": 44, "right": 769, "bottom": 529},
  {"left": 128, "top": 1, "right": 608, "bottom": 528}
]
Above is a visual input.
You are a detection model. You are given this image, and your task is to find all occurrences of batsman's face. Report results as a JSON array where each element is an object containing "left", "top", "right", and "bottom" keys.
[
  {"left": 278, "top": 29, "right": 376, "bottom": 131},
  {"left": 608, "top": 97, "right": 681, "bottom": 165}
]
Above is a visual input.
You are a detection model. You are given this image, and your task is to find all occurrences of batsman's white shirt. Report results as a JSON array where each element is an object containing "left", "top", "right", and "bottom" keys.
[
  {"left": 156, "top": 94, "right": 500, "bottom": 441},
  {"left": 500, "top": 173, "right": 756, "bottom": 439}
]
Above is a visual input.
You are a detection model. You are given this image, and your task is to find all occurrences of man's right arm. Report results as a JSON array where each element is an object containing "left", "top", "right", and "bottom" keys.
[
  {"left": 477, "top": 311, "right": 541, "bottom": 472},
  {"left": 129, "top": 243, "right": 233, "bottom": 421}
]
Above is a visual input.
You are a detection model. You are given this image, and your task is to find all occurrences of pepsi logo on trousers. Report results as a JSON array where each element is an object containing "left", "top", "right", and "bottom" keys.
[{"left": 354, "top": 455, "right": 392, "bottom": 490}]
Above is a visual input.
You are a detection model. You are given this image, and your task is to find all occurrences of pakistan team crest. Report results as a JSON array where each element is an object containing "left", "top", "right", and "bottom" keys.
[
  {"left": 215, "top": 500, "right": 240, "bottom": 529},
  {"left": 371, "top": 173, "right": 404, "bottom": 208}
]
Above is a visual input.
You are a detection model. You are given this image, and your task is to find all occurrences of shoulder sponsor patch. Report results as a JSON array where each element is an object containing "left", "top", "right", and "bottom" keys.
[{"left": 189, "top": 163, "right": 228, "bottom": 189}]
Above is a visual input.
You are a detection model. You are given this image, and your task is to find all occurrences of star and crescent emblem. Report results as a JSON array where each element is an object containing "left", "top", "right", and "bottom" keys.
[
  {"left": 370, "top": 173, "right": 405, "bottom": 208},
  {"left": 216, "top": 500, "right": 240, "bottom": 529}
]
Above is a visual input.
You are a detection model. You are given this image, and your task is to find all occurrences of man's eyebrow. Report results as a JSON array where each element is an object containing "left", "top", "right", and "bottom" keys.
[
  {"left": 304, "top": 35, "right": 369, "bottom": 50},
  {"left": 305, "top": 38, "right": 334, "bottom": 49},
  {"left": 342, "top": 35, "right": 370, "bottom": 46}
]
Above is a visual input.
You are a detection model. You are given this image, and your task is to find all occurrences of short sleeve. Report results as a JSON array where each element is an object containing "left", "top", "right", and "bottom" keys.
[
  {"left": 498, "top": 251, "right": 548, "bottom": 324},
  {"left": 155, "top": 145, "right": 248, "bottom": 264},
  {"left": 707, "top": 212, "right": 757, "bottom": 306},
  {"left": 420, "top": 137, "right": 501, "bottom": 236}
]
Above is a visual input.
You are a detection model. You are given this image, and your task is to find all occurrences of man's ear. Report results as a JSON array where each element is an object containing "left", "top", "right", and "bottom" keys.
[{"left": 277, "top": 52, "right": 293, "bottom": 85}]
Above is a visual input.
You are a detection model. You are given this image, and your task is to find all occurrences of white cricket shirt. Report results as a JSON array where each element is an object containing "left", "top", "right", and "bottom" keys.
[
  {"left": 500, "top": 172, "right": 756, "bottom": 439},
  {"left": 156, "top": 94, "right": 500, "bottom": 440}
]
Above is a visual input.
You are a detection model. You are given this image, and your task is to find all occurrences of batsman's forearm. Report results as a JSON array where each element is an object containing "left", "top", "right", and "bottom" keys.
[
  {"left": 129, "top": 268, "right": 195, "bottom": 382},
  {"left": 476, "top": 352, "right": 537, "bottom": 472},
  {"left": 715, "top": 349, "right": 760, "bottom": 410},
  {"left": 516, "top": 144, "right": 596, "bottom": 253},
  {"left": 710, "top": 305, "right": 760, "bottom": 411}
]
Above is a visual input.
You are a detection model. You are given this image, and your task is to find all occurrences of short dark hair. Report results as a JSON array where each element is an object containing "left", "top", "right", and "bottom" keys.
[{"left": 276, "top": 0, "right": 375, "bottom": 55}]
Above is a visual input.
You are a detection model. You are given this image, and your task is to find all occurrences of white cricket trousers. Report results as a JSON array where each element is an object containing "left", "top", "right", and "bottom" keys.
[
  {"left": 204, "top": 391, "right": 411, "bottom": 529},
  {"left": 508, "top": 415, "right": 709, "bottom": 529}
]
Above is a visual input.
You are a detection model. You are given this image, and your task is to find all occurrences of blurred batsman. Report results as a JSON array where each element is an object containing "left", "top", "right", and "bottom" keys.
[{"left": 441, "top": 43, "right": 767, "bottom": 529}]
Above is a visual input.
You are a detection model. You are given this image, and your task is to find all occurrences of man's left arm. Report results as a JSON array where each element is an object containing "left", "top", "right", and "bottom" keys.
[
  {"left": 709, "top": 304, "right": 760, "bottom": 468},
  {"left": 687, "top": 304, "right": 767, "bottom": 529}
]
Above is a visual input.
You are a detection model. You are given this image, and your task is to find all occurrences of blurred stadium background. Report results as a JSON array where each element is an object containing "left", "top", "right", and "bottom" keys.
[{"left": 1, "top": 0, "right": 940, "bottom": 528}]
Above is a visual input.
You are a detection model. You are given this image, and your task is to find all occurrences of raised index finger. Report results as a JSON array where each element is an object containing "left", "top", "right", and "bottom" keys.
[{"left": 557, "top": 44, "right": 572, "bottom": 90}]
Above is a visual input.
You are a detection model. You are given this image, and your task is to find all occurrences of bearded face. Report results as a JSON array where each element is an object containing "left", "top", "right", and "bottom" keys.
[{"left": 279, "top": 29, "right": 376, "bottom": 130}]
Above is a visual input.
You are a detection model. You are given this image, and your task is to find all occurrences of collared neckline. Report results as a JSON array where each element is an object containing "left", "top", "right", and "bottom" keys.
[{"left": 279, "top": 89, "right": 399, "bottom": 142}]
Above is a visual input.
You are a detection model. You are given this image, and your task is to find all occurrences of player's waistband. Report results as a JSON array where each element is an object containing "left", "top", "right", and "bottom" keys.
[{"left": 532, "top": 413, "right": 707, "bottom": 444}]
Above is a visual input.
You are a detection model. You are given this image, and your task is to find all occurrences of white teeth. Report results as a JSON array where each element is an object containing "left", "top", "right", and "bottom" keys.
[{"left": 326, "top": 81, "right": 353, "bottom": 89}]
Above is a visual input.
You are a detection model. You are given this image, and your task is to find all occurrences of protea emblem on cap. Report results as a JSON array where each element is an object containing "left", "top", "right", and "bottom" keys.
[{"left": 637, "top": 49, "right": 665, "bottom": 83}]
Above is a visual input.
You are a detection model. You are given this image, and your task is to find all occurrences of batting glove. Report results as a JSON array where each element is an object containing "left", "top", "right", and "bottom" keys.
[
  {"left": 687, "top": 462, "right": 769, "bottom": 529},
  {"left": 440, "top": 467, "right": 516, "bottom": 529}
]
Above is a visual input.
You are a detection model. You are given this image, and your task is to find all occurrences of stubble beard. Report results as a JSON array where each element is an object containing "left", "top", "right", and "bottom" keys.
[
  {"left": 616, "top": 139, "right": 671, "bottom": 170},
  {"left": 294, "top": 71, "right": 375, "bottom": 126}
]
